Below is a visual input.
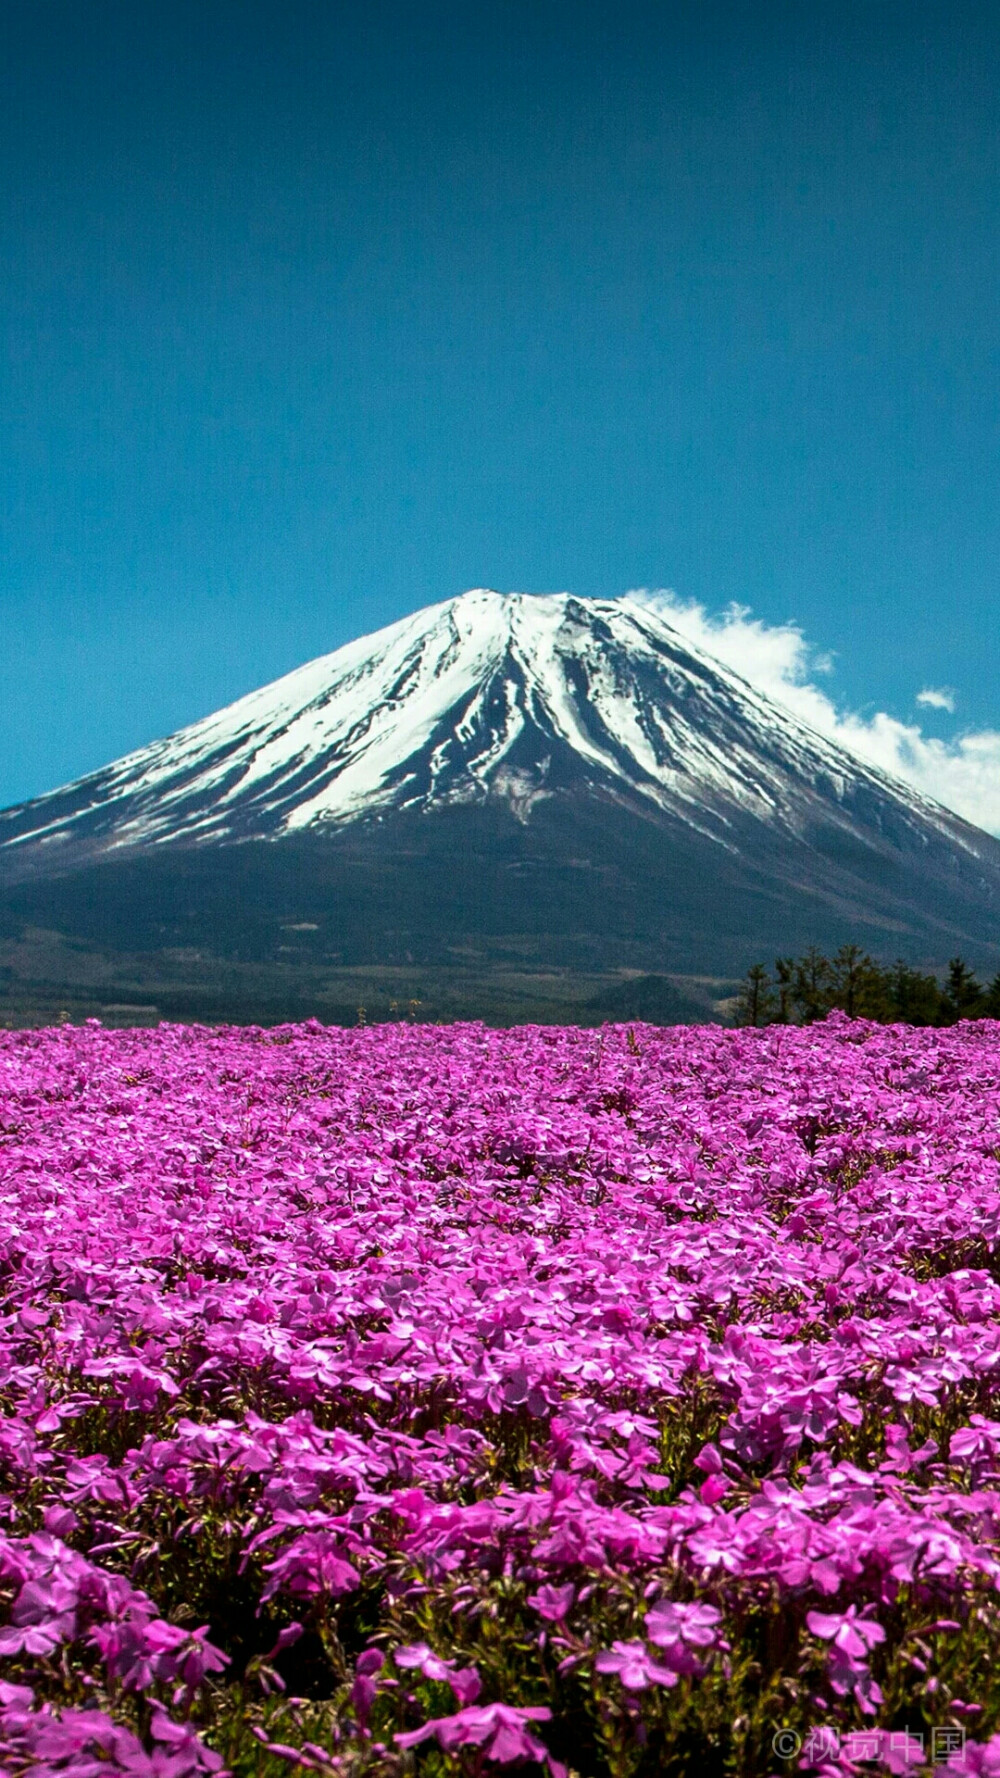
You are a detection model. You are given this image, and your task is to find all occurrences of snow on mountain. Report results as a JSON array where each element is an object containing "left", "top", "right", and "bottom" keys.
[{"left": 0, "top": 589, "right": 975, "bottom": 860}]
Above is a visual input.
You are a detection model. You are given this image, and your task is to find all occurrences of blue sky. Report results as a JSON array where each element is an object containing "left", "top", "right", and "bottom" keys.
[{"left": 2, "top": 0, "right": 1000, "bottom": 821}]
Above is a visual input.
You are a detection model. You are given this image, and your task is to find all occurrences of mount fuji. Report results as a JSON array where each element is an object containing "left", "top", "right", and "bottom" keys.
[{"left": 2, "top": 590, "right": 1000, "bottom": 1018}]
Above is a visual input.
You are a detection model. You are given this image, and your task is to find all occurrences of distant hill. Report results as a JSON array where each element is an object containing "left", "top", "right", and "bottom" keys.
[{"left": 584, "top": 975, "right": 711, "bottom": 1026}]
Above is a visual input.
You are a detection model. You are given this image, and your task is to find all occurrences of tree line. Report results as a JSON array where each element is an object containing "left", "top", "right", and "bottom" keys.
[{"left": 735, "top": 947, "right": 1000, "bottom": 1027}]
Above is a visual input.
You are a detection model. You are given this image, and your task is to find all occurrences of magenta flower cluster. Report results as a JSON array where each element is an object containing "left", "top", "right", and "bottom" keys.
[{"left": 1, "top": 1012, "right": 1000, "bottom": 1773}]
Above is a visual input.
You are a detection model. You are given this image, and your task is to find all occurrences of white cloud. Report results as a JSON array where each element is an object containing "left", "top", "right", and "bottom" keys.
[
  {"left": 916, "top": 687, "right": 956, "bottom": 712},
  {"left": 626, "top": 590, "right": 1000, "bottom": 837}
]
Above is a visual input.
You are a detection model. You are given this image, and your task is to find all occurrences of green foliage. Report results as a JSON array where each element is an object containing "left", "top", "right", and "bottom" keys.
[{"left": 736, "top": 946, "right": 1000, "bottom": 1027}]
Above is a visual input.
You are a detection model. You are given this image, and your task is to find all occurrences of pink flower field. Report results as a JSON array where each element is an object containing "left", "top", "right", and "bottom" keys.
[{"left": 2, "top": 1014, "right": 1000, "bottom": 1776}]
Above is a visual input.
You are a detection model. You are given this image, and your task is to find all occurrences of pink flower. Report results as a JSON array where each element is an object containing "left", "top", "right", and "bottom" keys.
[
  {"left": 0, "top": 1697, "right": 224, "bottom": 1775},
  {"left": 594, "top": 1641, "right": 680, "bottom": 1691},
  {"left": 94, "top": 1615, "right": 228, "bottom": 1696},
  {"left": 805, "top": 1606, "right": 886, "bottom": 1662},
  {"left": 806, "top": 1606, "right": 886, "bottom": 1715},
  {"left": 527, "top": 1584, "right": 575, "bottom": 1623},
  {"left": 646, "top": 1600, "right": 722, "bottom": 1651},
  {"left": 396, "top": 1702, "right": 562, "bottom": 1770},
  {"left": 42, "top": 1505, "right": 79, "bottom": 1539},
  {"left": 350, "top": 1648, "right": 384, "bottom": 1728},
  {"left": 941, "top": 1737, "right": 1000, "bottom": 1776},
  {"left": 394, "top": 1642, "right": 482, "bottom": 1704},
  {"left": 260, "top": 1531, "right": 359, "bottom": 1601}
]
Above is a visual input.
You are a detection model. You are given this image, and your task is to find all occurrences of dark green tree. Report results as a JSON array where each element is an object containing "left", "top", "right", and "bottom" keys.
[
  {"left": 736, "top": 964, "right": 776, "bottom": 1028},
  {"left": 827, "top": 945, "right": 890, "bottom": 1019},
  {"left": 737, "top": 945, "right": 1000, "bottom": 1027},
  {"left": 886, "top": 960, "right": 943, "bottom": 1026},
  {"left": 942, "top": 957, "right": 984, "bottom": 1023},
  {"left": 983, "top": 973, "right": 1000, "bottom": 1018},
  {"left": 793, "top": 948, "right": 832, "bottom": 1022},
  {"left": 774, "top": 957, "right": 795, "bottom": 1024}
]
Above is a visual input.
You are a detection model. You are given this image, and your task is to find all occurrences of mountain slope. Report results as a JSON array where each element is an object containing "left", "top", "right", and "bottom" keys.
[{"left": 2, "top": 590, "right": 999, "bottom": 997}]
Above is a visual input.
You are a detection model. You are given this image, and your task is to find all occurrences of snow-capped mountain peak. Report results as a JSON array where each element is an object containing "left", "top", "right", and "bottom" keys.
[{"left": 0, "top": 589, "right": 969, "bottom": 860}]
